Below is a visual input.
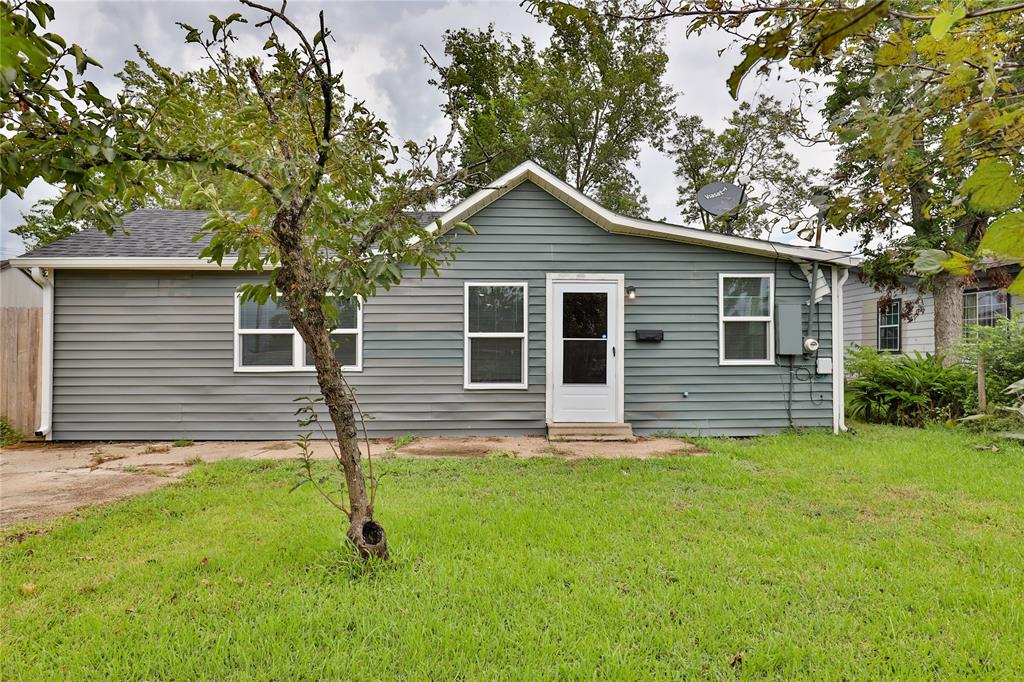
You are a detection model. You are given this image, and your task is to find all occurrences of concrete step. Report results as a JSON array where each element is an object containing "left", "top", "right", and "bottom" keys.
[{"left": 547, "top": 423, "right": 635, "bottom": 442}]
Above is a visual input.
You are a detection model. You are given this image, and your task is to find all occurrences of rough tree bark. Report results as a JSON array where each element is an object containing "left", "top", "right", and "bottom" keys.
[
  {"left": 932, "top": 271, "right": 964, "bottom": 365},
  {"left": 273, "top": 211, "right": 388, "bottom": 559}
]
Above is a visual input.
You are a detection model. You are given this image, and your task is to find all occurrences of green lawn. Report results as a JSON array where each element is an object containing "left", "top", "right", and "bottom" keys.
[{"left": 3, "top": 426, "right": 1023, "bottom": 679}]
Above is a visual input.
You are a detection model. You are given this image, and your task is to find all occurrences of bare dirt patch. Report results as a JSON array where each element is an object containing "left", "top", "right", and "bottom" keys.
[{"left": 1, "top": 435, "right": 701, "bottom": 526}]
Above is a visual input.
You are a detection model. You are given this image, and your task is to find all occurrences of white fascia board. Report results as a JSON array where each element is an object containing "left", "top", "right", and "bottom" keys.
[
  {"left": 431, "top": 160, "right": 857, "bottom": 266},
  {"left": 9, "top": 256, "right": 239, "bottom": 270}
]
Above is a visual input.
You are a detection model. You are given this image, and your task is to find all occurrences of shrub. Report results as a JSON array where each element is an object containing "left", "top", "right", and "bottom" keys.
[
  {"left": 958, "top": 313, "right": 1024, "bottom": 408},
  {"left": 845, "top": 346, "right": 973, "bottom": 426},
  {"left": 0, "top": 416, "right": 21, "bottom": 446}
]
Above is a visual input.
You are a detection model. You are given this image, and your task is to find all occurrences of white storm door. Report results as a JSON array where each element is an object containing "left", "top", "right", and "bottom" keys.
[{"left": 552, "top": 280, "right": 618, "bottom": 423}]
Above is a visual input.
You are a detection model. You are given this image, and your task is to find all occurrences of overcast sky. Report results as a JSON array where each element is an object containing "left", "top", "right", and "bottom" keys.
[{"left": 0, "top": 0, "right": 856, "bottom": 258}]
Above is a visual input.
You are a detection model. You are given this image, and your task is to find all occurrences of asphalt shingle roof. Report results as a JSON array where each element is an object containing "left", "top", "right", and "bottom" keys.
[{"left": 20, "top": 209, "right": 448, "bottom": 259}]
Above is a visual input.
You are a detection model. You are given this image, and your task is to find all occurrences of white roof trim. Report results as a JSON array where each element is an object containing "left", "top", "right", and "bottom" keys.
[
  {"left": 432, "top": 160, "right": 856, "bottom": 266},
  {"left": 9, "top": 257, "right": 238, "bottom": 270},
  {"left": 10, "top": 160, "right": 855, "bottom": 269}
]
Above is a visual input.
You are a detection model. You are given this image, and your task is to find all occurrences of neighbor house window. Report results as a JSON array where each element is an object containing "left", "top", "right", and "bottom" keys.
[
  {"left": 464, "top": 282, "right": 528, "bottom": 389},
  {"left": 719, "top": 274, "right": 774, "bottom": 365},
  {"left": 234, "top": 293, "right": 362, "bottom": 372},
  {"left": 877, "top": 299, "right": 901, "bottom": 352},
  {"left": 963, "top": 289, "right": 1009, "bottom": 330}
]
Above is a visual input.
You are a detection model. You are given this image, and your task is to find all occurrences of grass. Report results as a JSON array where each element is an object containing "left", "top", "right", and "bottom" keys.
[{"left": 2, "top": 425, "right": 1023, "bottom": 679}]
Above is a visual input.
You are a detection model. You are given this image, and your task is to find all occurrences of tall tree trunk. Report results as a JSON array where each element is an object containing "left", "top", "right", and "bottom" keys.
[
  {"left": 932, "top": 271, "right": 963, "bottom": 365},
  {"left": 273, "top": 212, "right": 388, "bottom": 559}
]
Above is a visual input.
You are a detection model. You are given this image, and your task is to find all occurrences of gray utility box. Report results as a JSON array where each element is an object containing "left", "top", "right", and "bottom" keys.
[{"left": 776, "top": 303, "right": 804, "bottom": 355}]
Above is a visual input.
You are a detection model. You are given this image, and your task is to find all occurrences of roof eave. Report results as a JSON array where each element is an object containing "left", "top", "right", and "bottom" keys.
[{"left": 9, "top": 256, "right": 239, "bottom": 270}]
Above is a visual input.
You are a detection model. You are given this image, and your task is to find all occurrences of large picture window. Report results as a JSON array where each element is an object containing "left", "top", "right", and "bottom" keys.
[
  {"left": 464, "top": 282, "right": 528, "bottom": 389},
  {"left": 877, "top": 299, "right": 901, "bottom": 352},
  {"left": 719, "top": 274, "right": 774, "bottom": 365},
  {"left": 963, "top": 289, "right": 1009, "bottom": 330},
  {"left": 234, "top": 293, "right": 362, "bottom": 372}
]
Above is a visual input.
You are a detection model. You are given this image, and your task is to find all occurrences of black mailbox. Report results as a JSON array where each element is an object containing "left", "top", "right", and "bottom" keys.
[{"left": 635, "top": 329, "right": 664, "bottom": 343}]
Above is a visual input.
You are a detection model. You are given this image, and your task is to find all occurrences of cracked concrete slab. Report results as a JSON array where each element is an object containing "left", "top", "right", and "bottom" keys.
[{"left": 1, "top": 435, "right": 701, "bottom": 527}]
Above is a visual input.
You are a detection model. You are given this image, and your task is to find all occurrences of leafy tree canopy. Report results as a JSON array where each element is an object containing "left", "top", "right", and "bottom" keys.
[
  {"left": 670, "top": 96, "right": 820, "bottom": 238},
  {"left": 428, "top": 0, "right": 676, "bottom": 217}
]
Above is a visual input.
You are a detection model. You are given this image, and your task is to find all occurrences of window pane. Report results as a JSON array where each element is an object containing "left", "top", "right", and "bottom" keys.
[
  {"left": 964, "top": 293, "right": 978, "bottom": 327},
  {"left": 879, "top": 326, "right": 900, "bottom": 352},
  {"left": 563, "top": 339, "right": 607, "bottom": 384},
  {"left": 239, "top": 298, "right": 292, "bottom": 330},
  {"left": 723, "top": 321, "right": 769, "bottom": 361},
  {"left": 723, "top": 277, "right": 770, "bottom": 317},
  {"left": 305, "top": 333, "right": 358, "bottom": 368},
  {"left": 325, "top": 298, "right": 359, "bottom": 329},
  {"left": 469, "top": 337, "right": 523, "bottom": 383},
  {"left": 241, "top": 334, "right": 293, "bottom": 366},
  {"left": 879, "top": 301, "right": 900, "bottom": 327},
  {"left": 468, "top": 286, "right": 524, "bottom": 333},
  {"left": 562, "top": 292, "right": 608, "bottom": 339},
  {"left": 977, "top": 290, "right": 1006, "bottom": 327}
]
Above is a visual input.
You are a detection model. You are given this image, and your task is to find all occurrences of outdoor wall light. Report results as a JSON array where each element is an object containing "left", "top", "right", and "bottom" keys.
[{"left": 626, "top": 286, "right": 637, "bottom": 300}]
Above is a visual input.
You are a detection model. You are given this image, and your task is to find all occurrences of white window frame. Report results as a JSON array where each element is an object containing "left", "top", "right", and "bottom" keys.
[
  {"left": 464, "top": 281, "right": 529, "bottom": 390},
  {"left": 877, "top": 298, "right": 901, "bottom": 352},
  {"left": 963, "top": 288, "right": 1009, "bottom": 330},
  {"left": 718, "top": 273, "right": 775, "bottom": 366},
  {"left": 233, "top": 292, "right": 363, "bottom": 373}
]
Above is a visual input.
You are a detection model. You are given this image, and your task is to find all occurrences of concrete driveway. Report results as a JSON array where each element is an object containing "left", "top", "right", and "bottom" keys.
[{"left": 0, "top": 436, "right": 700, "bottom": 527}]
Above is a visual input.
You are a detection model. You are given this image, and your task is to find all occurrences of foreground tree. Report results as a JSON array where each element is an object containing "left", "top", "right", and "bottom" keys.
[
  {"left": 537, "top": 1, "right": 1024, "bottom": 358},
  {"left": 1, "top": 0, "right": 477, "bottom": 558},
  {"left": 428, "top": 0, "right": 675, "bottom": 216},
  {"left": 670, "top": 96, "right": 820, "bottom": 238}
]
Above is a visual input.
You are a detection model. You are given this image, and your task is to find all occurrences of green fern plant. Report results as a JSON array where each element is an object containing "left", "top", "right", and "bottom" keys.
[{"left": 845, "top": 346, "right": 973, "bottom": 427}]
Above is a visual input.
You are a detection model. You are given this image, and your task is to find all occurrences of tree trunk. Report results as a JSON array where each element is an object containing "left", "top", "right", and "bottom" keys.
[
  {"left": 273, "top": 212, "right": 388, "bottom": 560},
  {"left": 932, "top": 271, "right": 963, "bottom": 365}
]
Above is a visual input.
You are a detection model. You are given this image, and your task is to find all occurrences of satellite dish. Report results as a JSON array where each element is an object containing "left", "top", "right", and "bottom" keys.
[{"left": 696, "top": 181, "right": 745, "bottom": 217}]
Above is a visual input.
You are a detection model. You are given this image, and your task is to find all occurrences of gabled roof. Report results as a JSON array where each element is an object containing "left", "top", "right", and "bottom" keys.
[
  {"left": 10, "top": 160, "right": 854, "bottom": 269},
  {"left": 431, "top": 161, "right": 855, "bottom": 266}
]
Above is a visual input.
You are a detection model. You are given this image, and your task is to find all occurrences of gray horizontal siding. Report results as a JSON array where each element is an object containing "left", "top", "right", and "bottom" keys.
[{"left": 51, "top": 181, "right": 834, "bottom": 439}]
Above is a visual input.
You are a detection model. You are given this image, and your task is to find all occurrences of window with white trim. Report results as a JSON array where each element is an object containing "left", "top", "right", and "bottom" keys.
[
  {"left": 963, "top": 289, "right": 1009, "bottom": 330},
  {"left": 877, "top": 299, "right": 901, "bottom": 352},
  {"left": 719, "top": 274, "right": 774, "bottom": 364},
  {"left": 234, "top": 293, "right": 362, "bottom": 372},
  {"left": 464, "top": 282, "right": 528, "bottom": 389}
]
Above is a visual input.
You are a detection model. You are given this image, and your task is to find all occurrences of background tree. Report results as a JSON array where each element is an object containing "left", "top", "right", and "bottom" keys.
[
  {"left": 428, "top": 0, "right": 675, "bottom": 216},
  {"left": 538, "top": 1, "right": 1024, "bottom": 358},
  {"left": 670, "top": 96, "right": 820, "bottom": 238},
  {"left": 2, "top": 0, "right": 478, "bottom": 558}
]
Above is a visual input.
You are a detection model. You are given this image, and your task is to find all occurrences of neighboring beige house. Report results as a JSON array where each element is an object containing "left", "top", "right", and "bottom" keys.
[
  {"left": 844, "top": 267, "right": 1022, "bottom": 354},
  {"left": 1, "top": 259, "right": 43, "bottom": 308},
  {"left": 1, "top": 260, "right": 44, "bottom": 436}
]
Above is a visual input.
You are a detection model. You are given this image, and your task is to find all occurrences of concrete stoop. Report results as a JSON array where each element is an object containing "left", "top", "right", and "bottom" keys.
[{"left": 547, "top": 423, "right": 635, "bottom": 442}]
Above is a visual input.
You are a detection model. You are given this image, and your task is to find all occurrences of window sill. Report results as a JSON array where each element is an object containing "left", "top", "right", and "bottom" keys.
[
  {"left": 718, "top": 360, "right": 775, "bottom": 367},
  {"left": 464, "top": 382, "right": 529, "bottom": 390},
  {"left": 234, "top": 365, "right": 363, "bottom": 374}
]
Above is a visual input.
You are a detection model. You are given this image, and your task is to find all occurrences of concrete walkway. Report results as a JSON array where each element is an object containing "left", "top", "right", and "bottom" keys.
[{"left": 0, "top": 436, "right": 700, "bottom": 527}]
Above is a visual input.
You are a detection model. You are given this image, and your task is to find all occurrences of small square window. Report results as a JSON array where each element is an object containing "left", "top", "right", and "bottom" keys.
[{"left": 719, "top": 274, "right": 774, "bottom": 364}]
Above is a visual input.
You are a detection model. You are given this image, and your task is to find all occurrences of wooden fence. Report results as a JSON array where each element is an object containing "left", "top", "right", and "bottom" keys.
[{"left": 1, "top": 307, "right": 41, "bottom": 437}]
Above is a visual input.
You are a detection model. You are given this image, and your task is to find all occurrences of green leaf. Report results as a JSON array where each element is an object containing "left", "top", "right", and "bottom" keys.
[
  {"left": 913, "top": 249, "right": 948, "bottom": 274},
  {"left": 1009, "top": 273, "right": 1024, "bottom": 296},
  {"left": 960, "top": 160, "right": 1023, "bottom": 214},
  {"left": 940, "top": 251, "right": 972, "bottom": 276},
  {"left": 978, "top": 211, "right": 1024, "bottom": 261},
  {"left": 811, "top": 1, "right": 889, "bottom": 56},
  {"left": 727, "top": 26, "right": 792, "bottom": 99},
  {"left": 930, "top": 5, "right": 966, "bottom": 41}
]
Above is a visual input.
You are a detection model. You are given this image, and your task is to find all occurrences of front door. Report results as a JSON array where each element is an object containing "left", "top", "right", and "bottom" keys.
[{"left": 551, "top": 279, "right": 619, "bottom": 423}]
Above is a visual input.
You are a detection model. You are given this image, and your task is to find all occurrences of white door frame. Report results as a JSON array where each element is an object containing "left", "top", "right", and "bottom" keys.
[{"left": 545, "top": 273, "right": 625, "bottom": 423}]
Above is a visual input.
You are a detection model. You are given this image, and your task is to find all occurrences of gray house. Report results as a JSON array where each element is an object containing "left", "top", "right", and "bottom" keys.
[{"left": 12, "top": 161, "right": 855, "bottom": 441}]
